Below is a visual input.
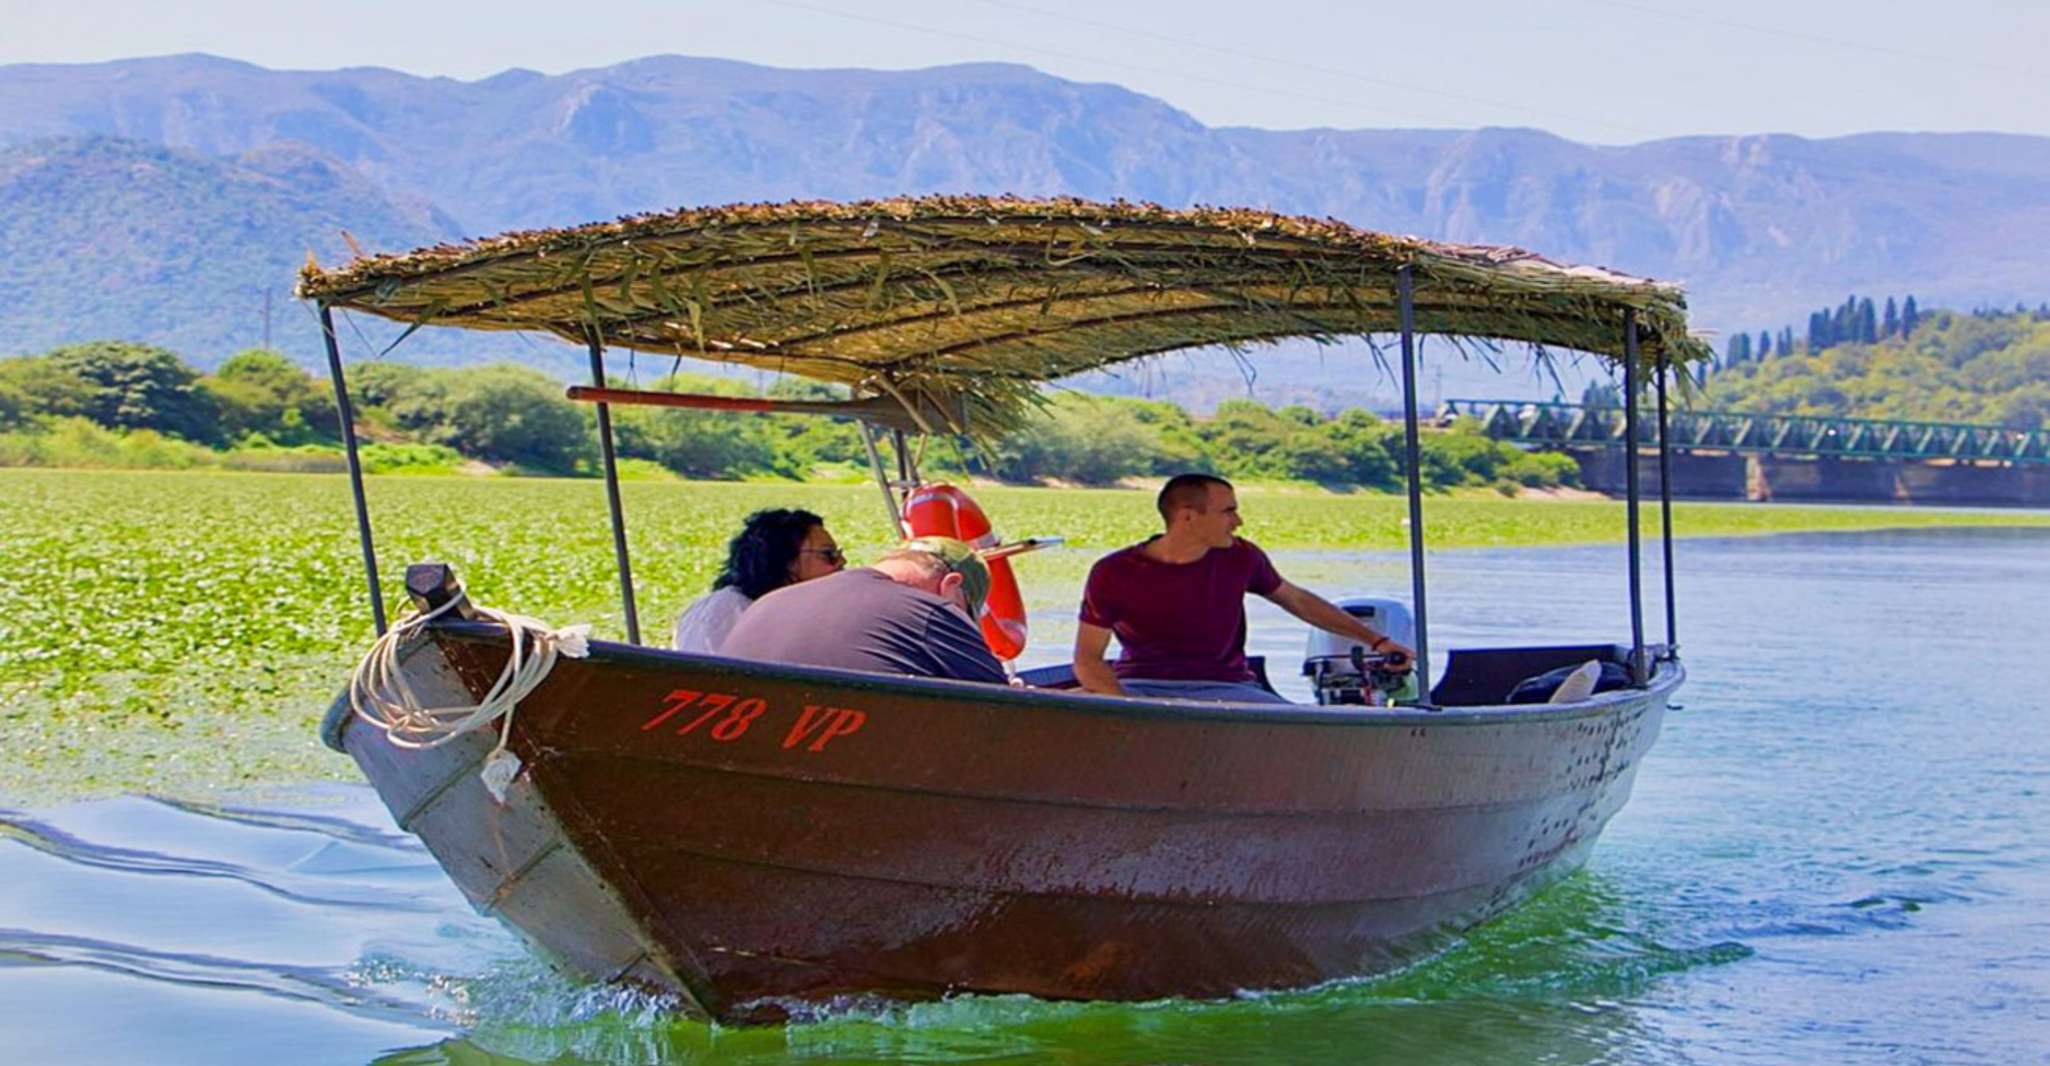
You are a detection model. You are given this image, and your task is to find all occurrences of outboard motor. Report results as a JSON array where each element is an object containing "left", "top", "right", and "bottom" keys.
[{"left": 1303, "top": 597, "right": 1419, "bottom": 706}]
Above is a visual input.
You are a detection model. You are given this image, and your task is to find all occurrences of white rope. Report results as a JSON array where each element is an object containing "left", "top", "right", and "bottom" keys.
[{"left": 347, "top": 592, "right": 591, "bottom": 759}]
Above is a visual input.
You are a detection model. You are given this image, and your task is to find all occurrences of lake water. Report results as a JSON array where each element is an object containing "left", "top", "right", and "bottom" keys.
[{"left": 3, "top": 527, "right": 2047, "bottom": 1064}]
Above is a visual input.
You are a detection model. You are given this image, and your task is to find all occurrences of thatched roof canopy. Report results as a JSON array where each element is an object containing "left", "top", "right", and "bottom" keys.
[{"left": 297, "top": 195, "right": 1709, "bottom": 433}]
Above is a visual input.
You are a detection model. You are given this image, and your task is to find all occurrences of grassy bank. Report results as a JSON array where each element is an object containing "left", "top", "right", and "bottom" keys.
[{"left": 3, "top": 467, "right": 2046, "bottom": 802}]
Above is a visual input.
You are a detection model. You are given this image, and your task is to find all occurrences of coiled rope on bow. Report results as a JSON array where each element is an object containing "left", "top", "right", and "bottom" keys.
[{"left": 347, "top": 591, "right": 591, "bottom": 761}]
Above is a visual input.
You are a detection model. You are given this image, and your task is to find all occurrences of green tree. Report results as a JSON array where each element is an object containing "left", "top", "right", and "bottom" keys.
[
  {"left": 1276, "top": 422, "right": 1354, "bottom": 482},
  {"left": 1726, "top": 333, "right": 1752, "bottom": 365},
  {"left": 0, "top": 375, "right": 26, "bottom": 431},
  {"left": 1277, "top": 404, "right": 1322, "bottom": 428},
  {"left": 614, "top": 404, "right": 779, "bottom": 478},
  {"left": 604, "top": 373, "right": 781, "bottom": 479},
  {"left": 988, "top": 394, "right": 1173, "bottom": 485},
  {"left": 1993, "top": 384, "right": 2050, "bottom": 432},
  {"left": 44, "top": 341, "right": 223, "bottom": 443},
  {"left": 1409, "top": 436, "right": 1470, "bottom": 489},
  {"left": 1500, "top": 449, "right": 1581, "bottom": 488},
  {"left": 203, "top": 348, "right": 338, "bottom": 443},
  {"left": 1119, "top": 397, "right": 1210, "bottom": 473},
  {"left": 1198, "top": 398, "right": 1299, "bottom": 479},
  {"left": 1420, "top": 420, "right": 1506, "bottom": 485},
  {"left": 348, "top": 362, "right": 426, "bottom": 408},
  {"left": 1317, "top": 409, "right": 1399, "bottom": 488},
  {"left": 0, "top": 355, "right": 94, "bottom": 423},
  {"left": 383, "top": 364, "right": 592, "bottom": 472},
  {"left": 1706, "top": 304, "right": 2050, "bottom": 429},
  {"left": 760, "top": 378, "right": 869, "bottom": 474}
]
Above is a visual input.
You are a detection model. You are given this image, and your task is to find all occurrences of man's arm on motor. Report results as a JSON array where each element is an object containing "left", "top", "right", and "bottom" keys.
[
  {"left": 1264, "top": 581, "right": 1416, "bottom": 670},
  {"left": 1072, "top": 622, "right": 1126, "bottom": 695}
]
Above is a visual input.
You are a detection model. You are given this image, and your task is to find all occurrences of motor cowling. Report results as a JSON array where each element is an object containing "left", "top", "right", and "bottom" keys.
[{"left": 1302, "top": 597, "right": 1418, "bottom": 706}]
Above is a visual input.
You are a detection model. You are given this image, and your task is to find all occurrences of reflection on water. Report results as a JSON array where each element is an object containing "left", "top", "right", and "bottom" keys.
[{"left": 4, "top": 528, "right": 2048, "bottom": 1064}]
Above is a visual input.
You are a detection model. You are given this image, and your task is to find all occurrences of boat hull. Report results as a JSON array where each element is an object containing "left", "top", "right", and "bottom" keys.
[{"left": 329, "top": 626, "right": 1677, "bottom": 1022}]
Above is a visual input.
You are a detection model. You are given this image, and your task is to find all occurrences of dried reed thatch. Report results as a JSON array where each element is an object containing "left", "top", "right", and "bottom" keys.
[{"left": 297, "top": 195, "right": 1711, "bottom": 434}]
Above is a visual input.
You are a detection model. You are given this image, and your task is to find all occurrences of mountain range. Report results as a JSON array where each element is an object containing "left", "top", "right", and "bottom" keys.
[{"left": 5, "top": 53, "right": 2047, "bottom": 406}]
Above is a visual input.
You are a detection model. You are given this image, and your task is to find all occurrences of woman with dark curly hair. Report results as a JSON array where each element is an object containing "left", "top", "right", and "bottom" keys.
[{"left": 672, "top": 508, "right": 843, "bottom": 653}]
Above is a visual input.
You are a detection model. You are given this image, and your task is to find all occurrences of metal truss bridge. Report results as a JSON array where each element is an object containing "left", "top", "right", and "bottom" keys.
[{"left": 1441, "top": 399, "right": 2050, "bottom": 466}]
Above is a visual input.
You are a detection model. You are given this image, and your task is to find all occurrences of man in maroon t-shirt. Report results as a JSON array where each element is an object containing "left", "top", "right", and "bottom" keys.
[{"left": 1074, "top": 473, "right": 1415, "bottom": 703}]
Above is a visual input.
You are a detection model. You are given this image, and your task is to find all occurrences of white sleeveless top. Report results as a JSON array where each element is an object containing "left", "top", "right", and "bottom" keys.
[{"left": 671, "top": 586, "right": 754, "bottom": 654}]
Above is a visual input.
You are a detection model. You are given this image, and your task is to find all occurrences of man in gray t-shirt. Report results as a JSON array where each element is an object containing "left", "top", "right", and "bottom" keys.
[{"left": 718, "top": 537, "right": 1006, "bottom": 684}]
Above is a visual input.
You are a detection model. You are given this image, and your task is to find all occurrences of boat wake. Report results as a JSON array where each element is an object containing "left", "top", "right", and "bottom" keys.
[
  {"left": 0, "top": 787, "right": 513, "bottom": 1060},
  {"left": 0, "top": 785, "right": 1761, "bottom": 1065}
]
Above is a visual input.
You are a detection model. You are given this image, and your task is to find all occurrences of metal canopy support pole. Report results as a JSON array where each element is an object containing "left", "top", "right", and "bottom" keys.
[
  {"left": 318, "top": 304, "right": 387, "bottom": 635},
  {"left": 586, "top": 334, "right": 641, "bottom": 645},
  {"left": 1622, "top": 311, "right": 1648, "bottom": 686},
  {"left": 892, "top": 428, "right": 915, "bottom": 485},
  {"left": 1396, "top": 266, "right": 1432, "bottom": 705},
  {"left": 1655, "top": 354, "right": 1678, "bottom": 657},
  {"left": 860, "top": 423, "right": 905, "bottom": 534}
]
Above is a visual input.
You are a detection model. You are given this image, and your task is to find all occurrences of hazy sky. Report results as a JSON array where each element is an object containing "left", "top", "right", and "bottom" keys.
[{"left": 10, "top": 0, "right": 2047, "bottom": 144}]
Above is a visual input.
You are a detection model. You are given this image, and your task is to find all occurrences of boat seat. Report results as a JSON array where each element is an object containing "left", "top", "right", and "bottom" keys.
[
  {"left": 1430, "top": 643, "right": 1655, "bottom": 707},
  {"left": 1505, "top": 659, "right": 1635, "bottom": 704}
]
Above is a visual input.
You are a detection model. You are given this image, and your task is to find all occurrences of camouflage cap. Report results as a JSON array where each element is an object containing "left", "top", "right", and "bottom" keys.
[{"left": 899, "top": 535, "right": 992, "bottom": 617}]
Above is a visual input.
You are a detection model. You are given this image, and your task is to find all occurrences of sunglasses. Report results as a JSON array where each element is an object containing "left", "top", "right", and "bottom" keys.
[{"left": 799, "top": 547, "right": 846, "bottom": 565}]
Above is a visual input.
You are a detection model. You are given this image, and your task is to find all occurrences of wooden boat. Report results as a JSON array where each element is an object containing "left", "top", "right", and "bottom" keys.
[{"left": 299, "top": 196, "right": 1706, "bottom": 1023}]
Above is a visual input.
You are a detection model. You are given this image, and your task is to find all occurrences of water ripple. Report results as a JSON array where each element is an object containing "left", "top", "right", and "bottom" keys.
[
  {"left": 0, "top": 927, "right": 455, "bottom": 1026},
  {"left": 0, "top": 805, "right": 443, "bottom": 913}
]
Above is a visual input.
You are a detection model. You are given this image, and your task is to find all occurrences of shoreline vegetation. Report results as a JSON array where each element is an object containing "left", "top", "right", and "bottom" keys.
[
  {"left": 3, "top": 467, "right": 2048, "bottom": 806},
  {"left": 6, "top": 299, "right": 2046, "bottom": 493},
  {"left": 6, "top": 306, "right": 2050, "bottom": 803},
  {"left": 0, "top": 340, "right": 1587, "bottom": 494}
]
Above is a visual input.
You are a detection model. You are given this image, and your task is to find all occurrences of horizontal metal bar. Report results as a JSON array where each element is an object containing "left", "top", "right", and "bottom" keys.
[{"left": 564, "top": 385, "right": 955, "bottom": 433}]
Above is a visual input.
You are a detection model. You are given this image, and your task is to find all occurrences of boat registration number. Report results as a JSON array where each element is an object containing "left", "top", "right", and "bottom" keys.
[{"left": 637, "top": 688, "right": 866, "bottom": 753}]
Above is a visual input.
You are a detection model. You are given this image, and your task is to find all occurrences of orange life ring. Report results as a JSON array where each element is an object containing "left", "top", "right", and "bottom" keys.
[{"left": 902, "top": 483, "right": 1029, "bottom": 660}]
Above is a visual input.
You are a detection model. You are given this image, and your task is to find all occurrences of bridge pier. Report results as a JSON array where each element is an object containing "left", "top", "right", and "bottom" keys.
[
  {"left": 1892, "top": 460, "right": 2050, "bottom": 506},
  {"left": 1571, "top": 447, "right": 2050, "bottom": 506},
  {"left": 1575, "top": 447, "right": 1746, "bottom": 499},
  {"left": 1742, "top": 454, "right": 1899, "bottom": 502}
]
